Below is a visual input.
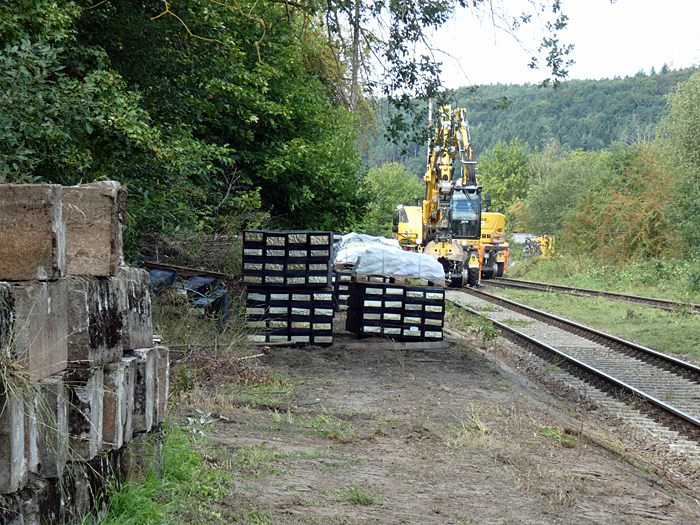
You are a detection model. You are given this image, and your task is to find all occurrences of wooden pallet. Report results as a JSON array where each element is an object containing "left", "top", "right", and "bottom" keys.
[
  {"left": 350, "top": 274, "right": 445, "bottom": 288},
  {"left": 341, "top": 337, "right": 451, "bottom": 351}
]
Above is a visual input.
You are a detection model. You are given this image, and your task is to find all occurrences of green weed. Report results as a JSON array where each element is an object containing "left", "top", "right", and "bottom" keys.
[
  {"left": 471, "top": 314, "right": 499, "bottom": 341},
  {"left": 230, "top": 380, "right": 295, "bottom": 407},
  {"left": 500, "top": 317, "right": 534, "bottom": 327},
  {"left": 232, "top": 510, "right": 273, "bottom": 524},
  {"left": 331, "top": 486, "right": 381, "bottom": 506},
  {"left": 233, "top": 443, "right": 287, "bottom": 478},
  {"left": 446, "top": 303, "right": 500, "bottom": 341},
  {"left": 269, "top": 409, "right": 358, "bottom": 441},
  {"left": 94, "top": 424, "right": 234, "bottom": 524},
  {"left": 535, "top": 425, "right": 578, "bottom": 448},
  {"left": 474, "top": 304, "right": 499, "bottom": 312}
]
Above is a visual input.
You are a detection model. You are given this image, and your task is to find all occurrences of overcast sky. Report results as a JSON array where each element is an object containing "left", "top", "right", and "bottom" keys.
[{"left": 432, "top": 0, "right": 700, "bottom": 88}]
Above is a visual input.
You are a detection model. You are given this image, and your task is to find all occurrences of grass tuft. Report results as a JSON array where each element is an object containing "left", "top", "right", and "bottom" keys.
[
  {"left": 332, "top": 486, "right": 381, "bottom": 506},
  {"left": 535, "top": 425, "right": 578, "bottom": 448},
  {"left": 94, "top": 423, "right": 234, "bottom": 524}
]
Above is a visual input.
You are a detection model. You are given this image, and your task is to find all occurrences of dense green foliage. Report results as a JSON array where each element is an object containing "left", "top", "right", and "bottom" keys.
[
  {"left": 563, "top": 150, "right": 680, "bottom": 263},
  {"left": 516, "top": 145, "right": 617, "bottom": 235},
  {"left": 477, "top": 138, "right": 528, "bottom": 212},
  {"left": 1, "top": 0, "right": 369, "bottom": 260},
  {"left": 659, "top": 72, "right": 700, "bottom": 257}
]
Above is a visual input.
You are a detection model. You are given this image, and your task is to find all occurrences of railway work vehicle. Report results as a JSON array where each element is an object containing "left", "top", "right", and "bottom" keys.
[
  {"left": 393, "top": 104, "right": 509, "bottom": 287},
  {"left": 523, "top": 233, "right": 556, "bottom": 258}
]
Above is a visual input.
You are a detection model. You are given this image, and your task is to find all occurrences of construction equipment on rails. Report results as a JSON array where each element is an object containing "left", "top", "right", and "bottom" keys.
[
  {"left": 393, "top": 103, "right": 509, "bottom": 287},
  {"left": 524, "top": 233, "right": 556, "bottom": 258}
]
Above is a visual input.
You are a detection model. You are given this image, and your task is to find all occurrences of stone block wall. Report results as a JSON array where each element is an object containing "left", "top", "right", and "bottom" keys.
[{"left": 0, "top": 182, "right": 168, "bottom": 525}]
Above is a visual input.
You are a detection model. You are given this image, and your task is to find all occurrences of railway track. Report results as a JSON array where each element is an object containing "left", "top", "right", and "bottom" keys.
[
  {"left": 486, "top": 277, "right": 700, "bottom": 314},
  {"left": 447, "top": 287, "right": 700, "bottom": 451}
]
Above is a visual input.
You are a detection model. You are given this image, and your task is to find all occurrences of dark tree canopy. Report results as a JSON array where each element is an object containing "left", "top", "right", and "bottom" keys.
[{"left": 1, "top": 0, "right": 370, "bottom": 259}]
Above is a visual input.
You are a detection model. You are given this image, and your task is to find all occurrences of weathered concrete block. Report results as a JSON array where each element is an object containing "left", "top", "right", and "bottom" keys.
[
  {"left": 4, "top": 449, "right": 122, "bottom": 525},
  {"left": 155, "top": 346, "right": 170, "bottom": 425},
  {"left": 24, "top": 377, "right": 69, "bottom": 479},
  {"left": 65, "top": 367, "right": 104, "bottom": 461},
  {"left": 131, "top": 348, "right": 155, "bottom": 434},
  {"left": 103, "top": 361, "right": 126, "bottom": 450},
  {"left": 0, "top": 184, "right": 66, "bottom": 281},
  {"left": 20, "top": 476, "right": 62, "bottom": 525},
  {"left": 0, "top": 283, "right": 11, "bottom": 358},
  {"left": 36, "top": 373, "right": 69, "bottom": 480},
  {"left": 7, "top": 280, "right": 68, "bottom": 382},
  {"left": 66, "top": 276, "right": 123, "bottom": 368},
  {"left": 24, "top": 392, "right": 41, "bottom": 477},
  {"left": 121, "top": 355, "right": 137, "bottom": 444},
  {"left": 66, "top": 450, "right": 121, "bottom": 521},
  {"left": 60, "top": 460, "right": 92, "bottom": 525},
  {"left": 117, "top": 267, "right": 153, "bottom": 350},
  {"left": 0, "top": 383, "right": 27, "bottom": 494},
  {"left": 64, "top": 181, "right": 125, "bottom": 277}
]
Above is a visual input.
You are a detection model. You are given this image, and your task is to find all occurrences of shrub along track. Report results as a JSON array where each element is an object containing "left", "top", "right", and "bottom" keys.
[{"left": 170, "top": 314, "right": 700, "bottom": 524}]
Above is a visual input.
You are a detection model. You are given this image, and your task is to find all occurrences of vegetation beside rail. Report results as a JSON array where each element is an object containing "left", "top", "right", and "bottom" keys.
[{"left": 499, "top": 256, "right": 700, "bottom": 363}]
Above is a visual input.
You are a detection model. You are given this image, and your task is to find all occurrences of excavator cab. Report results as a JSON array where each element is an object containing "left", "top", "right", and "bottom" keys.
[
  {"left": 393, "top": 204, "right": 423, "bottom": 249},
  {"left": 451, "top": 189, "right": 481, "bottom": 239}
]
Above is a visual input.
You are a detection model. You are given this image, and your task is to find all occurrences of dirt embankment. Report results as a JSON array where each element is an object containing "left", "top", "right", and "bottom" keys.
[{"left": 176, "top": 330, "right": 700, "bottom": 524}]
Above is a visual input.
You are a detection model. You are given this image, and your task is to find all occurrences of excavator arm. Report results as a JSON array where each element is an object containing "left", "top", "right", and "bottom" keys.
[{"left": 421, "top": 104, "right": 483, "bottom": 287}]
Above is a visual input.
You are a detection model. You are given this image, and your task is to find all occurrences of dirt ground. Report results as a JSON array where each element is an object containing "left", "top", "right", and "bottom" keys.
[{"left": 176, "top": 324, "right": 700, "bottom": 524}]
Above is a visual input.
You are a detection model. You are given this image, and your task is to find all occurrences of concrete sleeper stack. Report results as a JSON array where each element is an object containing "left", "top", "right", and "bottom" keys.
[
  {"left": 345, "top": 279, "right": 445, "bottom": 341},
  {"left": 243, "top": 230, "right": 338, "bottom": 346}
]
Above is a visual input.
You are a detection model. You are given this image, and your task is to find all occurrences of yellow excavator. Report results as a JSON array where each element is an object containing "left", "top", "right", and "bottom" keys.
[
  {"left": 393, "top": 104, "right": 510, "bottom": 286},
  {"left": 394, "top": 201, "right": 509, "bottom": 278},
  {"left": 392, "top": 202, "right": 423, "bottom": 249}
]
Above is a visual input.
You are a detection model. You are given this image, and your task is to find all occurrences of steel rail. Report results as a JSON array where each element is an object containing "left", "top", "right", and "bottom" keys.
[
  {"left": 465, "top": 288, "right": 700, "bottom": 382},
  {"left": 451, "top": 296, "right": 700, "bottom": 443},
  {"left": 487, "top": 277, "right": 700, "bottom": 314}
]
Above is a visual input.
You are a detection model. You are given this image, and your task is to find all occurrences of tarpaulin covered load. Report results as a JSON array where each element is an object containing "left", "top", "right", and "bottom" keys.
[
  {"left": 352, "top": 246, "right": 445, "bottom": 285},
  {"left": 333, "top": 233, "right": 400, "bottom": 266}
]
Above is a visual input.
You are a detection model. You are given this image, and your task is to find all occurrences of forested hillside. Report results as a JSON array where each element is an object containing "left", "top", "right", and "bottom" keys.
[
  {"left": 365, "top": 66, "right": 700, "bottom": 276},
  {"left": 368, "top": 68, "right": 697, "bottom": 178},
  {"left": 469, "top": 69, "right": 700, "bottom": 273}
]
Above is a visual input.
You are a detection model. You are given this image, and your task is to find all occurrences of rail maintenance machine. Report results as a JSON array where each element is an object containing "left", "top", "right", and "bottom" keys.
[{"left": 393, "top": 104, "right": 509, "bottom": 287}]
